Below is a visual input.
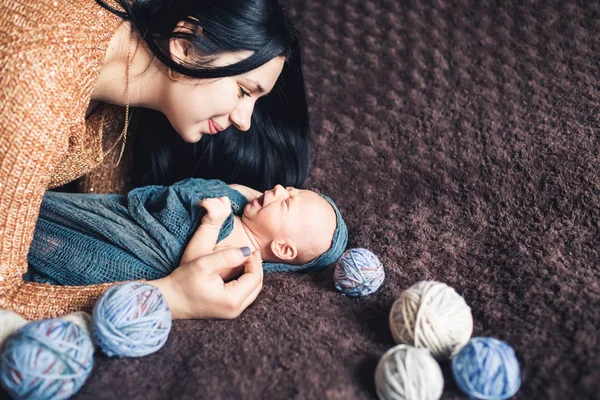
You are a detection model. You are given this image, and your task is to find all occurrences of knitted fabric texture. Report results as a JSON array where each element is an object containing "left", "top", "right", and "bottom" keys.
[
  {"left": 27, "top": 179, "right": 247, "bottom": 285},
  {"left": 27, "top": 179, "right": 346, "bottom": 285},
  {"left": 0, "top": 0, "right": 130, "bottom": 320}
]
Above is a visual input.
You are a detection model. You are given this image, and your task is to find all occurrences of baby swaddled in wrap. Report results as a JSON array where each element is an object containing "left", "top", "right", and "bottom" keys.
[{"left": 26, "top": 178, "right": 348, "bottom": 286}]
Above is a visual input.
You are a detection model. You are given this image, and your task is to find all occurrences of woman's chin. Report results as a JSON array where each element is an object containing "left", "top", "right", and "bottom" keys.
[{"left": 178, "top": 132, "right": 204, "bottom": 144}]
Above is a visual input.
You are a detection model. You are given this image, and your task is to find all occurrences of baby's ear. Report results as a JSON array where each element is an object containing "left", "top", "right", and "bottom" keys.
[{"left": 270, "top": 239, "right": 298, "bottom": 261}]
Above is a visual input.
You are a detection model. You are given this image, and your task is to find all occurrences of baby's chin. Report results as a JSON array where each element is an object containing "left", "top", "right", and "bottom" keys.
[
  {"left": 241, "top": 209, "right": 254, "bottom": 221},
  {"left": 242, "top": 196, "right": 264, "bottom": 218}
]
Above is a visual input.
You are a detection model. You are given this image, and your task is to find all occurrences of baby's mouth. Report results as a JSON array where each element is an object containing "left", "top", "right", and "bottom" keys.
[{"left": 251, "top": 195, "right": 265, "bottom": 209}]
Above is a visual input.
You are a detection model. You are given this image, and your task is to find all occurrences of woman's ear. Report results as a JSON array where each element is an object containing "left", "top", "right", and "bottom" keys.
[
  {"left": 169, "top": 19, "right": 203, "bottom": 62},
  {"left": 270, "top": 239, "right": 298, "bottom": 261}
]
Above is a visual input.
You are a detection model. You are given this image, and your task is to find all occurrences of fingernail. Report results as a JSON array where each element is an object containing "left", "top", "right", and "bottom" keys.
[{"left": 240, "top": 247, "right": 251, "bottom": 257}]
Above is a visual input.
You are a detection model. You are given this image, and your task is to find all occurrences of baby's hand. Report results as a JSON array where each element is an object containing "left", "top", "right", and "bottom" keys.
[{"left": 201, "top": 196, "right": 231, "bottom": 229}]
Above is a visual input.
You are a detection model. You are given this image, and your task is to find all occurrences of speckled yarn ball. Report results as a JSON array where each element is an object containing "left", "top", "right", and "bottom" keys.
[
  {"left": 375, "top": 344, "right": 444, "bottom": 400},
  {"left": 93, "top": 282, "right": 172, "bottom": 357},
  {"left": 389, "top": 281, "right": 473, "bottom": 360},
  {"left": 334, "top": 248, "right": 385, "bottom": 296},
  {"left": 61, "top": 311, "right": 93, "bottom": 337},
  {"left": 61, "top": 311, "right": 96, "bottom": 350},
  {"left": 452, "top": 337, "right": 521, "bottom": 400},
  {"left": 0, "top": 319, "right": 94, "bottom": 400},
  {"left": 0, "top": 310, "right": 28, "bottom": 346}
]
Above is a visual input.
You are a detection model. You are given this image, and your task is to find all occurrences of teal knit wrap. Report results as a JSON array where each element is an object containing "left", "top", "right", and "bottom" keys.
[
  {"left": 26, "top": 179, "right": 348, "bottom": 285},
  {"left": 27, "top": 179, "right": 246, "bottom": 285}
]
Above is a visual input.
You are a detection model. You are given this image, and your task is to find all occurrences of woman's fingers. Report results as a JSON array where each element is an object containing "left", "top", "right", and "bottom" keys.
[
  {"left": 219, "top": 265, "right": 244, "bottom": 281},
  {"left": 172, "top": 248, "right": 262, "bottom": 319},
  {"left": 239, "top": 278, "right": 263, "bottom": 312},
  {"left": 224, "top": 250, "right": 262, "bottom": 295},
  {"left": 222, "top": 251, "right": 263, "bottom": 316},
  {"left": 189, "top": 247, "right": 252, "bottom": 276}
]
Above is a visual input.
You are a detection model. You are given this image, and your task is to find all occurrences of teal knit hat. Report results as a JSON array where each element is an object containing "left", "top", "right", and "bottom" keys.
[{"left": 263, "top": 194, "right": 348, "bottom": 273}]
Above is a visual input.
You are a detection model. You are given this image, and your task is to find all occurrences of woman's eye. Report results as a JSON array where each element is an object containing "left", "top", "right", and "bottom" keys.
[{"left": 238, "top": 86, "right": 251, "bottom": 98}]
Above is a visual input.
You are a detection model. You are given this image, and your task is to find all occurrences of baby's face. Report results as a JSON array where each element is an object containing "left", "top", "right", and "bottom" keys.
[{"left": 242, "top": 185, "right": 337, "bottom": 259}]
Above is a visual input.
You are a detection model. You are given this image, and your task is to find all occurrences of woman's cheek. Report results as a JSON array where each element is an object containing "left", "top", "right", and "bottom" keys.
[{"left": 210, "top": 82, "right": 242, "bottom": 115}]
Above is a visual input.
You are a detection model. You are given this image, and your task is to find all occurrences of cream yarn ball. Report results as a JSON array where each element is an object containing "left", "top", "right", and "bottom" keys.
[
  {"left": 0, "top": 310, "right": 28, "bottom": 345},
  {"left": 375, "top": 344, "right": 443, "bottom": 400},
  {"left": 0, "top": 310, "right": 92, "bottom": 345},
  {"left": 0, "top": 310, "right": 96, "bottom": 348},
  {"left": 389, "top": 281, "right": 473, "bottom": 359}
]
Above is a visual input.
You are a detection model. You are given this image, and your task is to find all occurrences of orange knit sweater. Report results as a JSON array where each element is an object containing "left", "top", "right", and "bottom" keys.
[{"left": 0, "top": 0, "right": 138, "bottom": 320}]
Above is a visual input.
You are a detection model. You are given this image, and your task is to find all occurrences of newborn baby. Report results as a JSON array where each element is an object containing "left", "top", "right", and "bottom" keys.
[
  {"left": 184, "top": 184, "right": 342, "bottom": 275},
  {"left": 27, "top": 178, "right": 348, "bottom": 285}
]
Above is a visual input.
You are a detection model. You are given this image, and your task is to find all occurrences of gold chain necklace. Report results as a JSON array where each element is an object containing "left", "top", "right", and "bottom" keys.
[{"left": 97, "top": 28, "right": 134, "bottom": 167}]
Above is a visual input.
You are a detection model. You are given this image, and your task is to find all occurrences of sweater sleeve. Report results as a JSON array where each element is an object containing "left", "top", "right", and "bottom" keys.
[{"left": 0, "top": 61, "right": 119, "bottom": 321}]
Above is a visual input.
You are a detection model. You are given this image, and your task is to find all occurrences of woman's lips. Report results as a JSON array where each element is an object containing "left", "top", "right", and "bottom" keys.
[{"left": 208, "top": 119, "right": 223, "bottom": 135}]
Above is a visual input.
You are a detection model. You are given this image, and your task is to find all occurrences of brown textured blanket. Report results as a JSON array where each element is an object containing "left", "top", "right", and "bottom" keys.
[{"left": 6, "top": 0, "right": 599, "bottom": 399}]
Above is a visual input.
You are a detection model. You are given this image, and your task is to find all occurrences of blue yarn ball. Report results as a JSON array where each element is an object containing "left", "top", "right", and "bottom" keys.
[
  {"left": 0, "top": 319, "right": 94, "bottom": 400},
  {"left": 452, "top": 337, "right": 521, "bottom": 400},
  {"left": 334, "top": 248, "right": 385, "bottom": 296},
  {"left": 93, "top": 282, "right": 172, "bottom": 357}
]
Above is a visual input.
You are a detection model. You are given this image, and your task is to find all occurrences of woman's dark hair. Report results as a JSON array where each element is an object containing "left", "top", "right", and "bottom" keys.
[{"left": 96, "top": 0, "right": 310, "bottom": 191}]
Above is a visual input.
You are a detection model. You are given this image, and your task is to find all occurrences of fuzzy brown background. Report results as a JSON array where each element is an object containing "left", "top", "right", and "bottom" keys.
[{"left": 4, "top": 0, "right": 599, "bottom": 399}]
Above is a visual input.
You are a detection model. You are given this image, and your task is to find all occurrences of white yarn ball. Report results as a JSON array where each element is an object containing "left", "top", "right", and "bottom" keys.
[
  {"left": 389, "top": 281, "right": 473, "bottom": 360},
  {"left": 375, "top": 344, "right": 444, "bottom": 400},
  {"left": 0, "top": 310, "right": 28, "bottom": 346}
]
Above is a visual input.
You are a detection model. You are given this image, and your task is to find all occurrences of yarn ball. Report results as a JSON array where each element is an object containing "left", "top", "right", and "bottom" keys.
[
  {"left": 0, "top": 310, "right": 27, "bottom": 346},
  {"left": 0, "top": 319, "right": 94, "bottom": 400},
  {"left": 334, "top": 248, "right": 385, "bottom": 296},
  {"left": 389, "top": 281, "right": 473, "bottom": 360},
  {"left": 61, "top": 311, "right": 96, "bottom": 350},
  {"left": 93, "top": 281, "right": 172, "bottom": 357},
  {"left": 452, "top": 337, "right": 521, "bottom": 400},
  {"left": 375, "top": 344, "right": 444, "bottom": 400}
]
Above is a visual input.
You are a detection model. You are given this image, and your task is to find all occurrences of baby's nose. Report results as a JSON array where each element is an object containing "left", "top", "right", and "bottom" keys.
[{"left": 273, "top": 184, "right": 285, "bottom": 196}]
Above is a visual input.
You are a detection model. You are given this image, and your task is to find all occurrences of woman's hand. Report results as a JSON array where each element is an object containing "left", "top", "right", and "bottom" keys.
[{"left": 150, "top": 247, "right": 263, "bottom": 319}]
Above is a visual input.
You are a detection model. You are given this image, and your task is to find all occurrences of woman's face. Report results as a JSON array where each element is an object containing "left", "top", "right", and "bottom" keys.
[{"left": 161, "top": 52, "right": 285, "bottom": 143}]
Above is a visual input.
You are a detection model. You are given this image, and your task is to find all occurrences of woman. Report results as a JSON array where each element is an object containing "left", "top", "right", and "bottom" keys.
[{"left": 0, "top": 0, "right": 310, "bottom": 320}]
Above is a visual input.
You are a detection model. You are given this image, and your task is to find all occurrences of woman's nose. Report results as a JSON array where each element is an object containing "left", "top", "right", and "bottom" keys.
[{"left": 230, "top": 100, "right": 255, "bottom": 132}]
